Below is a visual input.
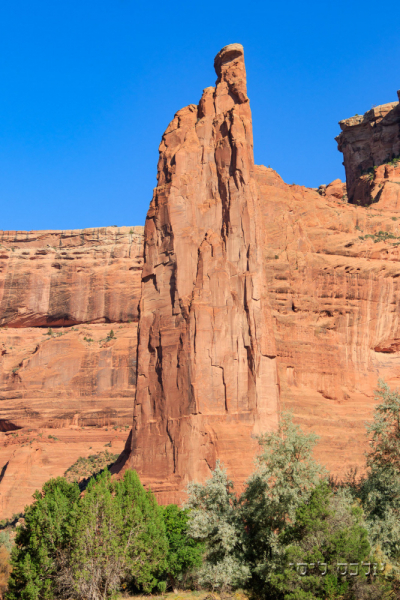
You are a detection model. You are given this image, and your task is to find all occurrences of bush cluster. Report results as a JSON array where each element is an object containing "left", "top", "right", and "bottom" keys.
[
  {"left": 186, "top": 382, "right": 400, "bottom": 599},
  {"left": 3, "top": 380, "right": 400, "bottom": 599},
  {"left": 6, "top": 472, "right": 203, "bottom": 600}
]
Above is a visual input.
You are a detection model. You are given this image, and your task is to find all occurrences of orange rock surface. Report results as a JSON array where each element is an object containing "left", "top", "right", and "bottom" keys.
[
  {"left": 336, "top": 99, "right": 400, "bottom": 205},
  {"left": 0, "top": 323, "right": 138, "bottom": 431},
  {"left": 0, "top": 226, "right": 143, "bottom": 327},
  {"left": 123, "top": 44, "right": 279, "bottom": 503},
  {"left": 3, "top": 45, "right": 400, "bottom": 518},
  {"left": 0, "top": 227, "right": 143, "bottom": 518},
  {"left": 120, "top": 45, "right": 400, "bottom": 503},
  {"left": 0, "top": 426, "right": 128, "bottom": 518}
]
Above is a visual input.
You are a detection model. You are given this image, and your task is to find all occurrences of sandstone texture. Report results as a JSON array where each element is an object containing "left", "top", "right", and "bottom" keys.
[
  {"left": 124, "top": 43, "right": 279, "bottom": 502},
  {"left": 0, "top": 426, "right": 128, "bottom": 518},
  {"left": 254, "top": 166, "right": 400, "bottom": 473},
  {"left": 0, "top": 227, "right": 143, "bottom": 327},
  {"left": 0, "top": 323, "right": 138, "bottom": 431},
  {"left": 336, "top": 99, "right": 400, "bottom": 205},
  {"left": 121, "top": 46, "right": 400, "bottom": 503},
  {"left": 0, "top": 227, "right": 143, "bottom": 518}
]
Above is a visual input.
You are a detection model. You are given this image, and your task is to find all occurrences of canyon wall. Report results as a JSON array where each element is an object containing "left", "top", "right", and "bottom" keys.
[
  {"left": 0, "top": 227, "right": 143, "bottom": 517},
  {"left": 0, "top": 226, "right": 143, "bottom": 327}
]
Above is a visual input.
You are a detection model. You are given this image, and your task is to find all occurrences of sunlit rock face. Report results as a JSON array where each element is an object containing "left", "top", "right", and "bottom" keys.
[
  {"left": 123, "top": 44, "right": 279, "bottom": 503},
  {"left": 2, "top": 47, "right": 400, "bottom": 517},
  {"left": 0, "top": 227, "right": 143, "bottom": 518},
  {"left": 121, "top": 47, "right": 400, "bottom": 503},
  {"left": 336, "top": 97, "right": 400, "bottom": 206}
]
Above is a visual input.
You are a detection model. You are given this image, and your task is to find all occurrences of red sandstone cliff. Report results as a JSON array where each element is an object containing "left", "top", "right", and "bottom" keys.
[
  {"left": 124, "top": 44, "right": 279, "bottom": 502},
  {"left": 0, "top": 227, "right": 143, "bottom": 327},
  {"left": 0, "top": 227, "right": 143, "bottom": 517},
  {"left": 122, "top": 46, "right": 400, "bottom": 502},
  {"left": 336, "top": 95, "right": 400, "bottom": 205}
]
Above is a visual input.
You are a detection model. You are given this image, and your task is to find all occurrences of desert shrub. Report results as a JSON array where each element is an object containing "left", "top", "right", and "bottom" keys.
[
  {"left": 64, "top": 450, "right": 119, "bottom": 484},
  {"left": 186, "top": 461, "right": 249, "bottom": 592}
]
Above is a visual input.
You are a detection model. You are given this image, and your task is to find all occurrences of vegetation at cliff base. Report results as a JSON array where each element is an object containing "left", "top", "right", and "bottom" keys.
[
  {"left": 4, "top": 381, "right": 400, "bottom": 599},
  {"left": 63, "top": 450, "right": 120, "bottom": 483}
]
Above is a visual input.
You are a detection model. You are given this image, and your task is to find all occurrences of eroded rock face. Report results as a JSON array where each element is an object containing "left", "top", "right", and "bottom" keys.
[
  {"left": 255, "top": 166, "right": 400, "bottom": 474},
  {"left": 336, "top": 100, "right": 400, "bottom": 205},
  {"left": 125, "top": 44, "right": 279, "bottom": 502},
  {"left": 0, "top": 227, "right": 143, "bottom": 327},
  {"left": 0, "top": 227, "right": 144, "bottom": 518},
  {"left": 3, "top": 45, "right": 400, "bottom": 518},
  {"left": 0, "top": 323, "right": 138, "bottom": 430}
]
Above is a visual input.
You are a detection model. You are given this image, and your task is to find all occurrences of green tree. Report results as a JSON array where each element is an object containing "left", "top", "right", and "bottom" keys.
[
  {"left": 359, "top": 380, "right": 400, "bottom": 561},
  {"left": 241, "top": 412, "right": 326, "bottom": 594},
  {"left": 7, "top": 477, "right": 80, "bottom": 600},
  {"left": 161, "top": 504, "right": 203, "bottom": 589},
  {"left": 62, "top": 469, "right": 168, "bottom": 599},
  {"left": 186, "top": 461, "right": 250, "bottom": 592},
  {"left": 7, "top": 470, "right": 169, "bottom": 600},
  {"left": 268, "top": 482, "right": 375, "bottom": 600}
]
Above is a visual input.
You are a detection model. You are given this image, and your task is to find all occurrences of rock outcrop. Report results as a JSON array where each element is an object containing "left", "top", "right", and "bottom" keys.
[
  {"left": 121, "top": 47, "right": 400, "bottom": 503},
  {"left": 336, "top": 97, "right": 400, "bottom": 205},
  {"left": 124, "top": 44, "right": 279, "bottom": 502}
]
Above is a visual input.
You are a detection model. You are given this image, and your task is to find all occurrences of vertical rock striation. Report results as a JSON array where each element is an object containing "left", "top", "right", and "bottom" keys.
[{"left": 126, "top": 44, "right": 279, "bottom": 501}]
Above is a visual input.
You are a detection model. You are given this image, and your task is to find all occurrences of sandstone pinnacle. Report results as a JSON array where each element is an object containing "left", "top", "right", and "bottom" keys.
[{"left": 122, "top": 43, "right": 279, "bottom": 503}]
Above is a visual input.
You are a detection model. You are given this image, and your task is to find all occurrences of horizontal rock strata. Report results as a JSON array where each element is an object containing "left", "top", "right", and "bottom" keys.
[{"left": 0, "top": 227, "right": 143, "bottom": 327}]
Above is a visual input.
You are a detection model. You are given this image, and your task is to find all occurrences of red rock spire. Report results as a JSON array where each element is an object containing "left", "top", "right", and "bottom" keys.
[{"left": 125, "top": 44, "right": 279, "bottom": 502}]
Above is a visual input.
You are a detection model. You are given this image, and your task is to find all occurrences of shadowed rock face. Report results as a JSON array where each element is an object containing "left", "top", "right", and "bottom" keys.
[
  {"left": 336, "top": 99, "right": 400, "bottom": 205},
  {"left": 125, "top": 44, "right": 279, "bottom": 502}
]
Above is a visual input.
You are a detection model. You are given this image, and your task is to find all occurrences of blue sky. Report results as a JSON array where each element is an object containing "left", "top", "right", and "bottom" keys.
[{"left": 1, "top": 0, "right": 399, "bottom": 231}]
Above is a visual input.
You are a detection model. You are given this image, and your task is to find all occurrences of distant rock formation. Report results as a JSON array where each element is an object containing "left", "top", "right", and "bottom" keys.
[
  {"left": 0, "top": 227, "right": 143, "bottom": 518},
  {"left": 336, "top": 96, "right": 400, "bottom": 206}
]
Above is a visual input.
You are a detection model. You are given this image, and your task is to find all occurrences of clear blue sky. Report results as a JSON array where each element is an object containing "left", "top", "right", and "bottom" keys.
[{"left": 1, "top": 1, "right": 399, "bottom": 231}]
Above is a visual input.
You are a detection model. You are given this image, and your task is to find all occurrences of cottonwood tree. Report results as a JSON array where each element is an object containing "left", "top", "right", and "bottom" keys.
[{"left": 240, "top": 412, "right": 327, "bottom": 594}]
